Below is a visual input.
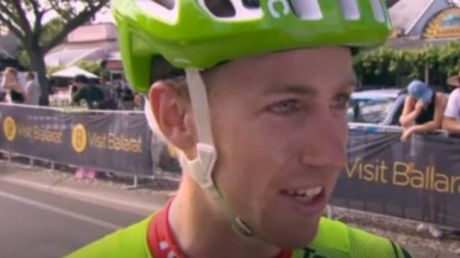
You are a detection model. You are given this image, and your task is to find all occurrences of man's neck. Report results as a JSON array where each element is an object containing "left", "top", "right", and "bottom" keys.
[{"left": 168, "top": 175, "right": 282, "bottom": 258}]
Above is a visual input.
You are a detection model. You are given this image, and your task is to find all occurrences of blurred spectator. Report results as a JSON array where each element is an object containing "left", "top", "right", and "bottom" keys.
[
  {"left": 98, "top": 82, "right": 118, "bottom": 110},
  {"left": 0, "top": 72, "right": 4, "bottom": 160},
  {"left": 401, "top": 80, "right": 447, "bottom": 238},
  {"left": 1, "top": 67, "right": 26, "bottom": 104},
  {"left": 115, "top": 79, "right": 135, "bottom": 109},
  {"left": 399, "top": 80, "right": 447, "bottom": 142},
  {"left": 70, "top": 82, "right": 78, "bottom": 96},
  {"left": 443, "top": 71, "right": 460, "bottom": 135},
  {"left": 72, "top": 74, "right": 105, "bottom": 109},
  {"left": 133, "top": 94, "right": 145, "bottom": 110},
  {"left": 25, "top": 72, "right": 41, "bottom": 105},
  {"left": 48, "top": 78, "right": 58, "bottom": 95},
  {"left": 71, "top": 74, "right": 105, "bottom": 179},
  {"left": 0, "top": 71, "right": 6, "bottom": 102}
]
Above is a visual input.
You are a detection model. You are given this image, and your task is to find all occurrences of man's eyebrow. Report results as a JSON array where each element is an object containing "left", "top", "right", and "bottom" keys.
[
  {"left": 264, "top": 84, "right": 317, "bottom": 95},
  {"left": 264, "top": 78, "right": 358, "bottom": 95},
  {"left": 342, "top": 77, "right": 358, "bottom": 91}
]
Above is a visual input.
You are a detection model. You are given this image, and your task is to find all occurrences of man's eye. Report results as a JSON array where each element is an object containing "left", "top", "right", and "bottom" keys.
[
  {"left": 268, "top": 100, "right": 301, "bottom": 115},
  {"left": 332, "top": 94, "right": 351, "bottom": 109}
]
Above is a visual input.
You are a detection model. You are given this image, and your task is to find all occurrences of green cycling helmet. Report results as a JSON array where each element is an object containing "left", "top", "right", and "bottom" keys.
[{"left": 112, "top": 0, "right": 392, "bottom": 93}]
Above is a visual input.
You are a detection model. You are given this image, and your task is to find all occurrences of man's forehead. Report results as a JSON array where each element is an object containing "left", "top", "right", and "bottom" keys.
[
  {"left": 205, "top": 47, "right": 355, "bottom": 92},
  {"left": 249, "top": 51, "right": 349, "bottom": 77}
]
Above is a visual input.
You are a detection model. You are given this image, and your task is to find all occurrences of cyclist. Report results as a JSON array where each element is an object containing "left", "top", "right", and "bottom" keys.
[{"left": 68, "top": 0, "right": 414, "bottom": 257}]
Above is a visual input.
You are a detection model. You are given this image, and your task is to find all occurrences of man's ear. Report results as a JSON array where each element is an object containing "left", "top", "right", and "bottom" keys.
[{"left": 149, "top": 81, "right": 196, "bottom": 158}]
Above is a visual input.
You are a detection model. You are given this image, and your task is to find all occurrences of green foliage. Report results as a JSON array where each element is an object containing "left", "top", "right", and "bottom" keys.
[
  {"left": 46, "top": 65, "right": 64, "bottom": 76},
  {"left": 40, "top": 18, "right": 66, "bottom": 48},
  {"left": 17, "top": 17, "right": 66, "bottom": 68},
  {"left": 18, "top": 49, "right": 31, "bottom": 68},
  {"left": 354, "top": 41, "right": 460, "bottom": 88},
  {"left": 74, "top": 60, "right": 102, "bottom": 75}
]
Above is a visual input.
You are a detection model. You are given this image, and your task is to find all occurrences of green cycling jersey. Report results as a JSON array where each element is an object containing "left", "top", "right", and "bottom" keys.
[{"left": 66, "top": 214, "right": 414, "bottom": 258}]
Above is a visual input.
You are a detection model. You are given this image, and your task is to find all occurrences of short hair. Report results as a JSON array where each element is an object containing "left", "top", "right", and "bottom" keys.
[
  {"left": 4, "top": 67, "right": 18, "bottom": 77},
  {"left": 74, "top": 74, "right": 89, "bottom": 84},
  {"left": 26, "top": 72, "right": 35, "bottom": 80}
]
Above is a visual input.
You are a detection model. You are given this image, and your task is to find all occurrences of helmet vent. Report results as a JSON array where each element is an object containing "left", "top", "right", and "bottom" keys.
[
  {"left": 135, "top": 0, "right": 178, "bottom": 23},
  {"left": 150, "top": 0, "right": 175, "bottom": 10},
  {"left": 242, "top": 0, "right": 259, "bottom": 8},
  {"left": 370, "top": 0, "right": 385, "bottom": 22},
  {"left": 289, "top": 0, "right": 323, "bottom": 20},
  {"left": 340, "top": 0, "right": 360, "bottom": 20},
  {"left": 203, "top": 0, "right": 236, "bottom": 17}
]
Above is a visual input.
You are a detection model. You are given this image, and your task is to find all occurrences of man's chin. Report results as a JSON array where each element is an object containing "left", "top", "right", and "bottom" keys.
[{"left": 269, "top": 217, "right": 321, "bottom": 250}]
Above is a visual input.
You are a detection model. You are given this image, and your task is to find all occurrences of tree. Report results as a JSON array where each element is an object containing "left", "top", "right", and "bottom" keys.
[
  {"left": 353, "top": 42, "right": 460, "bottom": 90},
  {"left": 0, "top": 0, "right": 109, "bottom": 105},
  {"left": 18, "top": 17, "right": 65, "bottom": 68}
]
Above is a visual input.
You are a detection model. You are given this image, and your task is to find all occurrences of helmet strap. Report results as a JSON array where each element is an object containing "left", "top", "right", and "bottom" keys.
[
  {"left": 184, "top": 69, "right": 270, "bottom": 246},
  {"left": 182, "top": 69, "right": 219, "bottom": 195},
  {"left": 145, "top": 68, "right": 268, "bottom": 246}
]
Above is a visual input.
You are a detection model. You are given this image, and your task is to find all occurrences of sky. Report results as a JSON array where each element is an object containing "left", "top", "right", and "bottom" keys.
[{"left": 93, "top": 9, "right": 115, "bottom": 24}]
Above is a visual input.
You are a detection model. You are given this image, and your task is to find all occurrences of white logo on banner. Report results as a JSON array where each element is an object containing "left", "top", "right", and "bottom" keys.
[{"left": 268, "top": 0, "right": 291, "bottom": 18}]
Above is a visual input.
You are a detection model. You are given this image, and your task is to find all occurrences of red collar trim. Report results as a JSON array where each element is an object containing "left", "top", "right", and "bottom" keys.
[{"left": 147, "top": 199, "right": 292, "bottom": 258}]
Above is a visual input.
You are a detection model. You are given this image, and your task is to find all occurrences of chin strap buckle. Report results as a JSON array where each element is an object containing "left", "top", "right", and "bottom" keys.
[
  {"left": 181, "top": 143, "right": 220, "bottom": 199},
  {"left": 233, "top": 217, "right": 254, "bottom": 237}
]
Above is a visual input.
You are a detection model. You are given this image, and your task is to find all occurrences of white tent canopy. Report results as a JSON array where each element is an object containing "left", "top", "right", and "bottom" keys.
[{"left": 51, "top": 66, "right": 98, "bottom": 79}]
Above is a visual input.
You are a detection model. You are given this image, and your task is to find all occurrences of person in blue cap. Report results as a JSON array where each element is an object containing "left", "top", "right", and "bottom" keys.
[
  {"left": 399, "top": 80, "right": 447, "bottom": 142},
  {"left": 399, "top": 80, "right": 447, "bottom": 238}
]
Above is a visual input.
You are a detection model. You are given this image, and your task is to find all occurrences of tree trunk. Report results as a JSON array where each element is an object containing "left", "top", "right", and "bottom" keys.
[{"left": 28, "top": 48, "right": 50, "bottom": 106}]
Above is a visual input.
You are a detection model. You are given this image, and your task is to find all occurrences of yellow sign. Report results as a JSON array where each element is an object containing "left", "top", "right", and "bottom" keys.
[
  {"left": 424, "top": 8, "right": 460, "bottom": 38},
  {"left": 345, "top": 159, "right": 460, "bottom": 194},
  {"left": 71, "top": 124, "right": 87, "bottom": 153},
  {"left": 3, "top": 116, "right": 17, "bottom": 141},
  {"left": 168, "top": 144, "right": 178, "bottom": 159},
  {"left": 390, "top": 27, "right": 403, "bottom": 38}
]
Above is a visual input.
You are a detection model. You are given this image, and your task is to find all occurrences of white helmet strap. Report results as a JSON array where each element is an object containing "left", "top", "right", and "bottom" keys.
[
  {"left": 184, "top": 69, "right": 270, "bottom": 245},
  {"left": 185, "top": 69, "right": 214, "bottom": 146},
  {"left": 145, "top": 68, "right": 268, "bottom": 246},
  {"left": 182, "top": 69, "right": 219, "bottom": 196}
]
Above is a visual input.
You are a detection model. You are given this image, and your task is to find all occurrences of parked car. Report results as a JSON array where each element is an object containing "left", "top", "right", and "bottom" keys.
[{"left": 347, "top": 88, "right": 406, "bottom": 126}]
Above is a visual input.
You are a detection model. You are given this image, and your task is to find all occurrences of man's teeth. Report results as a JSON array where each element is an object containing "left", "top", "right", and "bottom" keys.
[
  {"left": 304, "top": 187, "right": 322, "bottom": 196},
  {"left": 285, "top": 187, "right": 323, "bottom": 202}
]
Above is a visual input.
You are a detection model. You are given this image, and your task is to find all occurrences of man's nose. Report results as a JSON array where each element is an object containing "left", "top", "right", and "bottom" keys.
[{"left": 301, "top": 111, "right": 347, "bottom": 170}]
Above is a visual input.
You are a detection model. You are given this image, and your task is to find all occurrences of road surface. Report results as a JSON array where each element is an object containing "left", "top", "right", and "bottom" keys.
[
  {"left": 0, "top": 178, "right": 146, "bottom": 258},
  {"left": 0, "top": 162, "right": 457, "bottom": 258}
]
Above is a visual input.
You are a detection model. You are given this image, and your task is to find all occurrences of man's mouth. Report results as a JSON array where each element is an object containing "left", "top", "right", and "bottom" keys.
[
  {"left": 281, "top": 187, "right": 323, "bottom": 203},
  {"left": 280, "top": 186, "right": 327, "bottom": 215}
]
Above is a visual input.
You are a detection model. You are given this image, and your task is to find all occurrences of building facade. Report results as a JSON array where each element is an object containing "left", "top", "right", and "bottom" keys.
[
  {"left": 45, "top": 23, "right": 119, "bottom": 67},
  {"left": 389, "top": 0, "right": 460, "bottom": 48}
]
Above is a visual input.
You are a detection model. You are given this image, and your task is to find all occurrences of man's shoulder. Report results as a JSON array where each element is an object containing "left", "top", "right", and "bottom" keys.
[
  {"left": 298, "top": 217, "right": 414, "bottom": 258},
  {"left": 65, "top": 216, "right": 153, "bottom": 258}
]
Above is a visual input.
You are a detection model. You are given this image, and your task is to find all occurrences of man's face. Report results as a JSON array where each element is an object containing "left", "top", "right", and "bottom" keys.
[
  {"left": 204, "top": 47, "right": 355, "bottom": 248},
  {"left": 4, "top": 72, "right": 15, "bottom": 81}
]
